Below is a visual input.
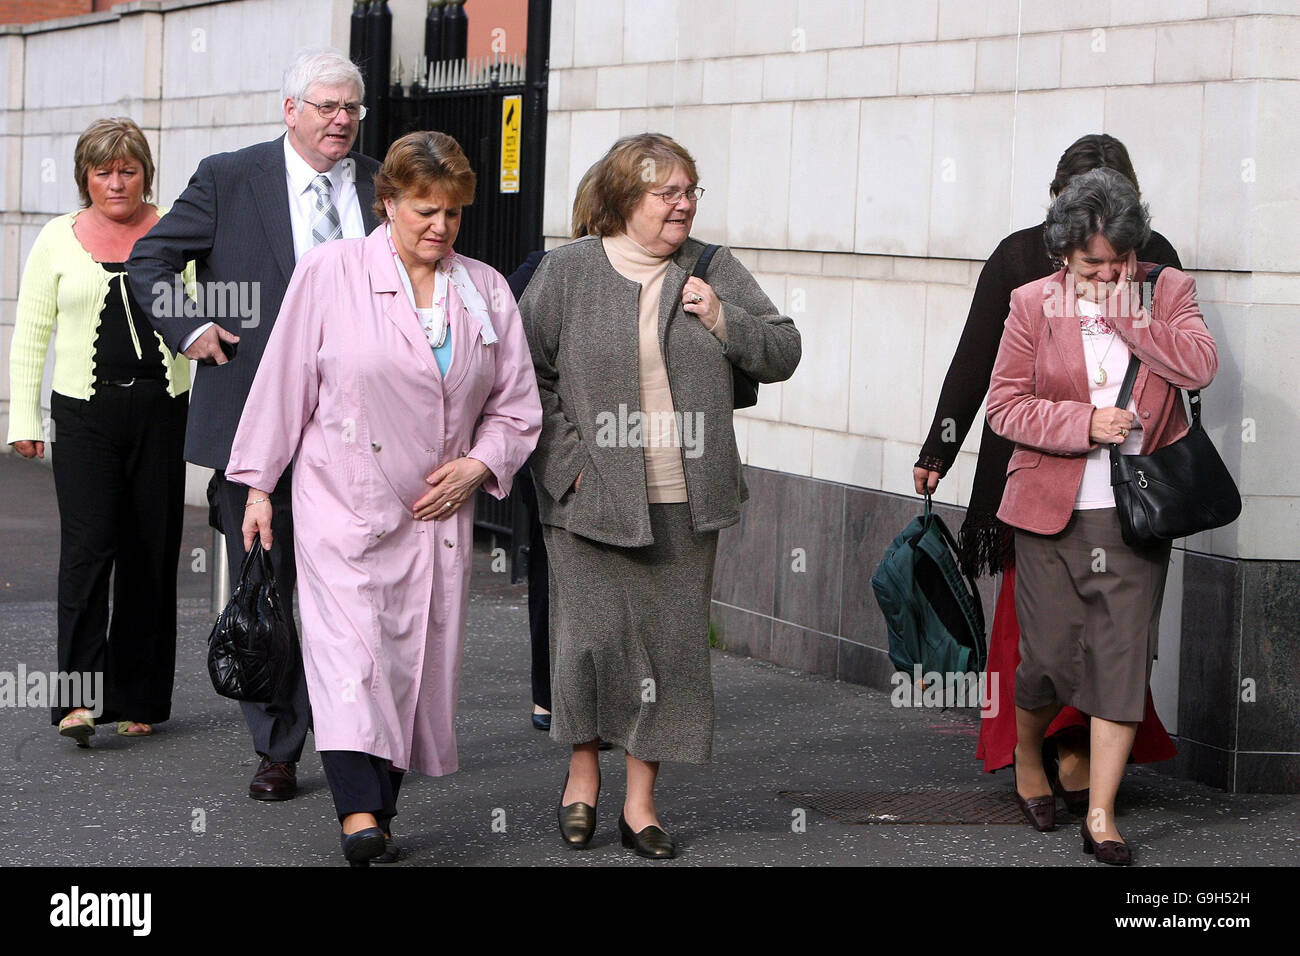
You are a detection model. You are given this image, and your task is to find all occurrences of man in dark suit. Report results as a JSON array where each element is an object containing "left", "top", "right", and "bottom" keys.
[{"left": 128, "top": 48, "right": 382, "bottom": 800}]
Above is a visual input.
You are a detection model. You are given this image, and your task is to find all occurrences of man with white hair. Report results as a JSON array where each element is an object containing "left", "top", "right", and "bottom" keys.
[{"left": 129, "top": 48, "right": 382, "bottom": 801}]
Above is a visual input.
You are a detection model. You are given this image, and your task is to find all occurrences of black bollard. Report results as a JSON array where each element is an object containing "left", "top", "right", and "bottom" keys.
[
  {"left": 442, "top": 0, "right": 468, "bottom": 63},
  {"left": 362, "top": 0, "right": 392, "bottom": 158}
]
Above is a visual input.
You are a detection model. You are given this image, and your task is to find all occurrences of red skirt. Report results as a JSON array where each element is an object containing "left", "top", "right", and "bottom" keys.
[{"left": 975, "top": 564, "right": 1178, "bottom": 773}]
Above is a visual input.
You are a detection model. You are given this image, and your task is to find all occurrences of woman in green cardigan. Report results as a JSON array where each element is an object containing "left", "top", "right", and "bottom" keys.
[{"left": 7, "top": 118, "right": 191, "bottom": 745}]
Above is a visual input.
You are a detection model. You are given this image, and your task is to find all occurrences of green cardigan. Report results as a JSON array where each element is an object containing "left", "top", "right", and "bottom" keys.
[{"left": 7, "top": 209, "right": 192, "bottom": 444}]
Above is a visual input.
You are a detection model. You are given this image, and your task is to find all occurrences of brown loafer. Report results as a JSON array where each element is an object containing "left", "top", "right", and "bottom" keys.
[
  {"left": 1050, "top": 774, "right": 1090, "bottom": 817},
  {"left": 249, "top": 756, "right": 297, "bottom": 801},
  {"left": 1013, "top": 754, "right": 1056, "bottom": 832},
  {"left": 1081, "top": 821, "right": 1132, "bottom": 865}
]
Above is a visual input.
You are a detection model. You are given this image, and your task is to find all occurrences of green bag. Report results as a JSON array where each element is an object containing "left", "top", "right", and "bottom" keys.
[{"left": 871, "top": 493, "right": 987, "bottom": 679}]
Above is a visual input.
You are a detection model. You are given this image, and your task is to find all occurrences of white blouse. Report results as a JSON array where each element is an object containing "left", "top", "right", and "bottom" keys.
[{"left": 1075, "top": 298, "right": 1143, "bottom": 510}]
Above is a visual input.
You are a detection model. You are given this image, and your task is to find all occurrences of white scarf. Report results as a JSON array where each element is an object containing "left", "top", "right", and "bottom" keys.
[{"left": 387, "top": 226, "right": 498, "bottom": 347}]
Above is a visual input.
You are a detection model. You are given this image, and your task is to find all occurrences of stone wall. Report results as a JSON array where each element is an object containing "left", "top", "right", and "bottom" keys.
[{"left": 542, "top": 0, "right": 1300, "bottom": 792}]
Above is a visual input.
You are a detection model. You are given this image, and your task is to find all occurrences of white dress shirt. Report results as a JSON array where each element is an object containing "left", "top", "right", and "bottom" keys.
[
  {"left": 281, "top": 132, "right": 367, "bottom": 261},
  {"left": 180, "top": 134, "right": 366, "bottom": 352}
]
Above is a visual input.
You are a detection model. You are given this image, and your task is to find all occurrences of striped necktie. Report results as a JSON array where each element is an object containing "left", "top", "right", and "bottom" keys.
[{"left": 309, "top": 173, "right": 342, "bottom": 245}]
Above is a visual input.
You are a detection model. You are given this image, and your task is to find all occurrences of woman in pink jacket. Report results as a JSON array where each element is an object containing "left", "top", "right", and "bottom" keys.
[
  {"left": 987, "top": 168, "right": 1216, "bottom": 865},
  {"left": 229, "top": 132, "right": 541, "bottom": 866}
]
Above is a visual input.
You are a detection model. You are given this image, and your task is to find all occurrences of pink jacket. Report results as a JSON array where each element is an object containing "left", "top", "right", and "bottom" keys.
[
  {"left": 226, "top": 226, "right": 540, "bottom": 776},
  {"left": 987, "top": 263, "right": 1218, "bottom": 536}
]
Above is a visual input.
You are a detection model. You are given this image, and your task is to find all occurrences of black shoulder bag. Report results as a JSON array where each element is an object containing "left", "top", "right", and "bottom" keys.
[
  {"left": 1108, "top": 265, "right": 1241, "bottom": 547},
  {"left": 691, "top": 244, "right": 759, "bottom": 409},
  {"left": 207, "top": 540, "right": 294, "bottom": 703}
]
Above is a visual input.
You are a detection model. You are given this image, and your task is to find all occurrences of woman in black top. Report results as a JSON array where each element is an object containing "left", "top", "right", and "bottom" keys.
[{"left": 913, "top": 135, "right": 1181, "bottom": 798}]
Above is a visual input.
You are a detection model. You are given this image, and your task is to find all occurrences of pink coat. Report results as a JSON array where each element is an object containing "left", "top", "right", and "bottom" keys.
[
  {"left": 226, "top": 227, "right": 541, "bottom": 776},
  {"left": 987, "top": 263, "right": 1217, "bottom": 536}
]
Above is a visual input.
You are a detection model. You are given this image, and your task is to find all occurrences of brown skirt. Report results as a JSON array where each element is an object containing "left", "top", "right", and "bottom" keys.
[{"left": 1012, "top": 508, "right": 1171, "bottom": 723}]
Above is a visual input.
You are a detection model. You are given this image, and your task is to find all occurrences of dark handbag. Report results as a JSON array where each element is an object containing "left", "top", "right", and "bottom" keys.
[
  {"left": 206, "top": 540, "right": 294, "bottom": 703},
  {"left": 1108, "top": 266, "right": 1241, "bottom": 547},
  {"left": 690, "top": 244, "right": 759, "bottom": 409}
]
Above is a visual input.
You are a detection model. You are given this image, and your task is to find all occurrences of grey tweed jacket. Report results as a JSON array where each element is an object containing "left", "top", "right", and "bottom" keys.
[{"left": 520, "top": 235, "right": 801, "bottom": 547}]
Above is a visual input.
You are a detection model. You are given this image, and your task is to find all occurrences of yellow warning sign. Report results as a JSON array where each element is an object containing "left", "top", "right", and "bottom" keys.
[{"left": 500, "top": 95, "right": 521, "bottom": 194}]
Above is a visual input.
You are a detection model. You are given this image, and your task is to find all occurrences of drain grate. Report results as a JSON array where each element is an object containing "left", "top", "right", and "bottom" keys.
[{"left": 780, "top": 790, "right": 1025, "bottom": 825}]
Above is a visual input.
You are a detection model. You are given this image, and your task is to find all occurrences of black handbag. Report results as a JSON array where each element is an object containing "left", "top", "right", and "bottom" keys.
[
  {"left": 206, "top": 540, "right": 294, "bottom": 703},
  {"left": 1107, "top": 267, "right": 1241, "bottom": 547},
  {"left": 690, "top": 244, "right": 759, "bottom": 409}
]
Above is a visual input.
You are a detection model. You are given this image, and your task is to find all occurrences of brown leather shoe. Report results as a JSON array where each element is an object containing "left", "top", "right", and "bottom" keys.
[
  {"left": 249, "top": 756, "right": 297, "bottom": 801},
  {"left": 1081, "top": 821, "right": 1132, "bottom": 865},
  {"left": 1013, "top": 753, "right": 1057, "bottom": 832}
]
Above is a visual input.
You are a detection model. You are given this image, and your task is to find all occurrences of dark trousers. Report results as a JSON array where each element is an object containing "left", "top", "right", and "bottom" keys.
[
  {"left": 517, "top": 468, "right": 550, "bottom": 712},
  {"left": 320, "top": 751, "right": 405, "bottom": 830},
  {"left": 49, "top": 384, "right": 187, "bottom": 724},
  {"left": 214, "top": 467, "right": 311, "bottom": 762}
]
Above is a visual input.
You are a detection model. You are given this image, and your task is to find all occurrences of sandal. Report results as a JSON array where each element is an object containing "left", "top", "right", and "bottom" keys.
[
  {"left": 116, "top": 721, "right": 153, "bottom": 737},
  {"left": 58, "top": 709, "right": 95, "bottom": 747}
]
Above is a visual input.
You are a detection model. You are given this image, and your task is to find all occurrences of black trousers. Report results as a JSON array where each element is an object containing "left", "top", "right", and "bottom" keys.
[
  {"left": 214, "top": 468, "right": 311, "bottom": 763},
  {"left": 517, "top": 468, "right": 550, "bottom": 712},
  {"left": 320, "top": 751, "right": 405, "bottom": 830},
  {"left": 49, "top": 383, "right": 186, "bottom": 724}
]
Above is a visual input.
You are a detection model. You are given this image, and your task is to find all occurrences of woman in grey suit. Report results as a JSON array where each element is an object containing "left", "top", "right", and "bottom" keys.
[{"left": 520, "top": 133, "right": 801, "bottom": 858}]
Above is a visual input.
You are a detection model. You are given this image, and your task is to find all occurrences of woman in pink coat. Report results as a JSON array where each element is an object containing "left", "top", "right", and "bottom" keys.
[
  {"left": 228, "top": 131, "right": 541, "bottom": 866},
  {"left": 987, "top": 168, "right": 1216, "bottom": 865}
]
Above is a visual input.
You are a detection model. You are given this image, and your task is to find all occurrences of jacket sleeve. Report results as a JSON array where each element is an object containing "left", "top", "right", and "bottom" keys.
[
  {"left": 709, "top": 247, "right": 801, "bottom": 384},
  {"left": 224, "top": 251, "right": 323, "bottom": 492},
  {"left": 916, "top": 242, "right": 1010, "bottom": 475},
  {"left": 6, "top": 222, "right": 59, "bottom": 444},
  {"left": 986, "top": 288, "right": 1095, "bottom": 456},
  {"left": 126, "top": 157, "right": 219, "bottom": 353},
  {"left": 1114, "top": 268, "right": 1217, "bottom": 390},
  {"left": 467, "top": 267, "right": 542, "bottom": 499},
  {"left": 519, "top": 254, "right": 590, "bottom": 502}
]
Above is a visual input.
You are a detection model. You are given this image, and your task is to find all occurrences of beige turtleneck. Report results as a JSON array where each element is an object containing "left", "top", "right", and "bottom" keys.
[{"left": 601, "top": 231, "right": 688, "bottom": 503}]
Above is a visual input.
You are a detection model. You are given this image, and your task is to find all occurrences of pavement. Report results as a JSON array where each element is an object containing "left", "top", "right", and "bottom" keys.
[{"left": 1, "top": 452, "right": 1296, "bottom": 868}]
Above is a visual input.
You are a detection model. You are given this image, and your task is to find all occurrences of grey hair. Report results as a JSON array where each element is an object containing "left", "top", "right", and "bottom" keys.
[
  {"left": 281, "top": 47, "right": 364, "bottom": 107},
  {"left": 1043, "top": 167, "right": 1151, "bottom": 261}
]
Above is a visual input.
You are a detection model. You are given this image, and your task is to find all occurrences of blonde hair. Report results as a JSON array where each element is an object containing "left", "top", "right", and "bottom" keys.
[
  {"left": 372, "top": 131, "right": 476, "bottom": 220},
  {"left": 585, "top": 133, "right": 699, "bottom": 237},
  {"left": 73, "top": 117, "right": 154, "bottom": 208}
]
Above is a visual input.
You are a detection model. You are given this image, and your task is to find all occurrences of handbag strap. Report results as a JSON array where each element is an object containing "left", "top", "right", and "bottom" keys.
[{"left": 691, "top": 244, "right": 719, "bottom": 280}]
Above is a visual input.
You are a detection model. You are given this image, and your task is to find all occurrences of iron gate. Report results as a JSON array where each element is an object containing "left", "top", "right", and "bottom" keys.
[{"left": 351, "top": 0, "right": 551, "bottom": 581}]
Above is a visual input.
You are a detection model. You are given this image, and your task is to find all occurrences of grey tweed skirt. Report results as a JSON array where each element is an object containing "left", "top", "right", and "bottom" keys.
[
  {"left": 543, "top": 503, "right": 719, "bottom": 764},
  {"left": 1013, "top": 508, "right": 1172, "bottom": 723}
]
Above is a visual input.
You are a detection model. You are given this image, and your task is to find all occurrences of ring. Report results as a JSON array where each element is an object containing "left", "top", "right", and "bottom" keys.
[
  {"left": 443, "top": 501, "right": 453, "bottom": 510},
  {"left": 689, "top": 294, "right": 702, "bottom": 304}
]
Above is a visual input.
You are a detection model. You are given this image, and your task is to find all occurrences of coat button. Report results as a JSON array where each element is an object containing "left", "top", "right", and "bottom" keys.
[
  {"left": 1141, "top": 411, "right": 1150, "bottom": 419},
  {"left": 443, "top": 539, "right": 454, "bottom": 548},
  {"left": 371, "top": 441, "right": 382, "bottom": 452}
]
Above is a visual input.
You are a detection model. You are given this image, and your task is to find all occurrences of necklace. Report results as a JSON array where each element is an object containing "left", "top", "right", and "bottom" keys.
[{"left": 1085, "top": 329, "right": 1117, "bottom": 385}]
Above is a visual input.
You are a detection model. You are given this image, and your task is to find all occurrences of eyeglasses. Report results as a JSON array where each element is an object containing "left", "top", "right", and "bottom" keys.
[
  {"left": 301, "top": 99, "right": 367, "bottom": 121},
  {"left": 649, "top": 186, "right": 705, "bottom": 204}
]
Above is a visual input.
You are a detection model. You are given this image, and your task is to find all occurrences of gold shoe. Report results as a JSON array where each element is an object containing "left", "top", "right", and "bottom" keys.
[
  {"left": 557, "top": 771, "right": 599, "bottom": 849},
  {"left": 619, "top": 813, "right": 676, "bottom": 859},
  {"left": 58, "top": 710, "right": 95, "bottom": 748}
]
